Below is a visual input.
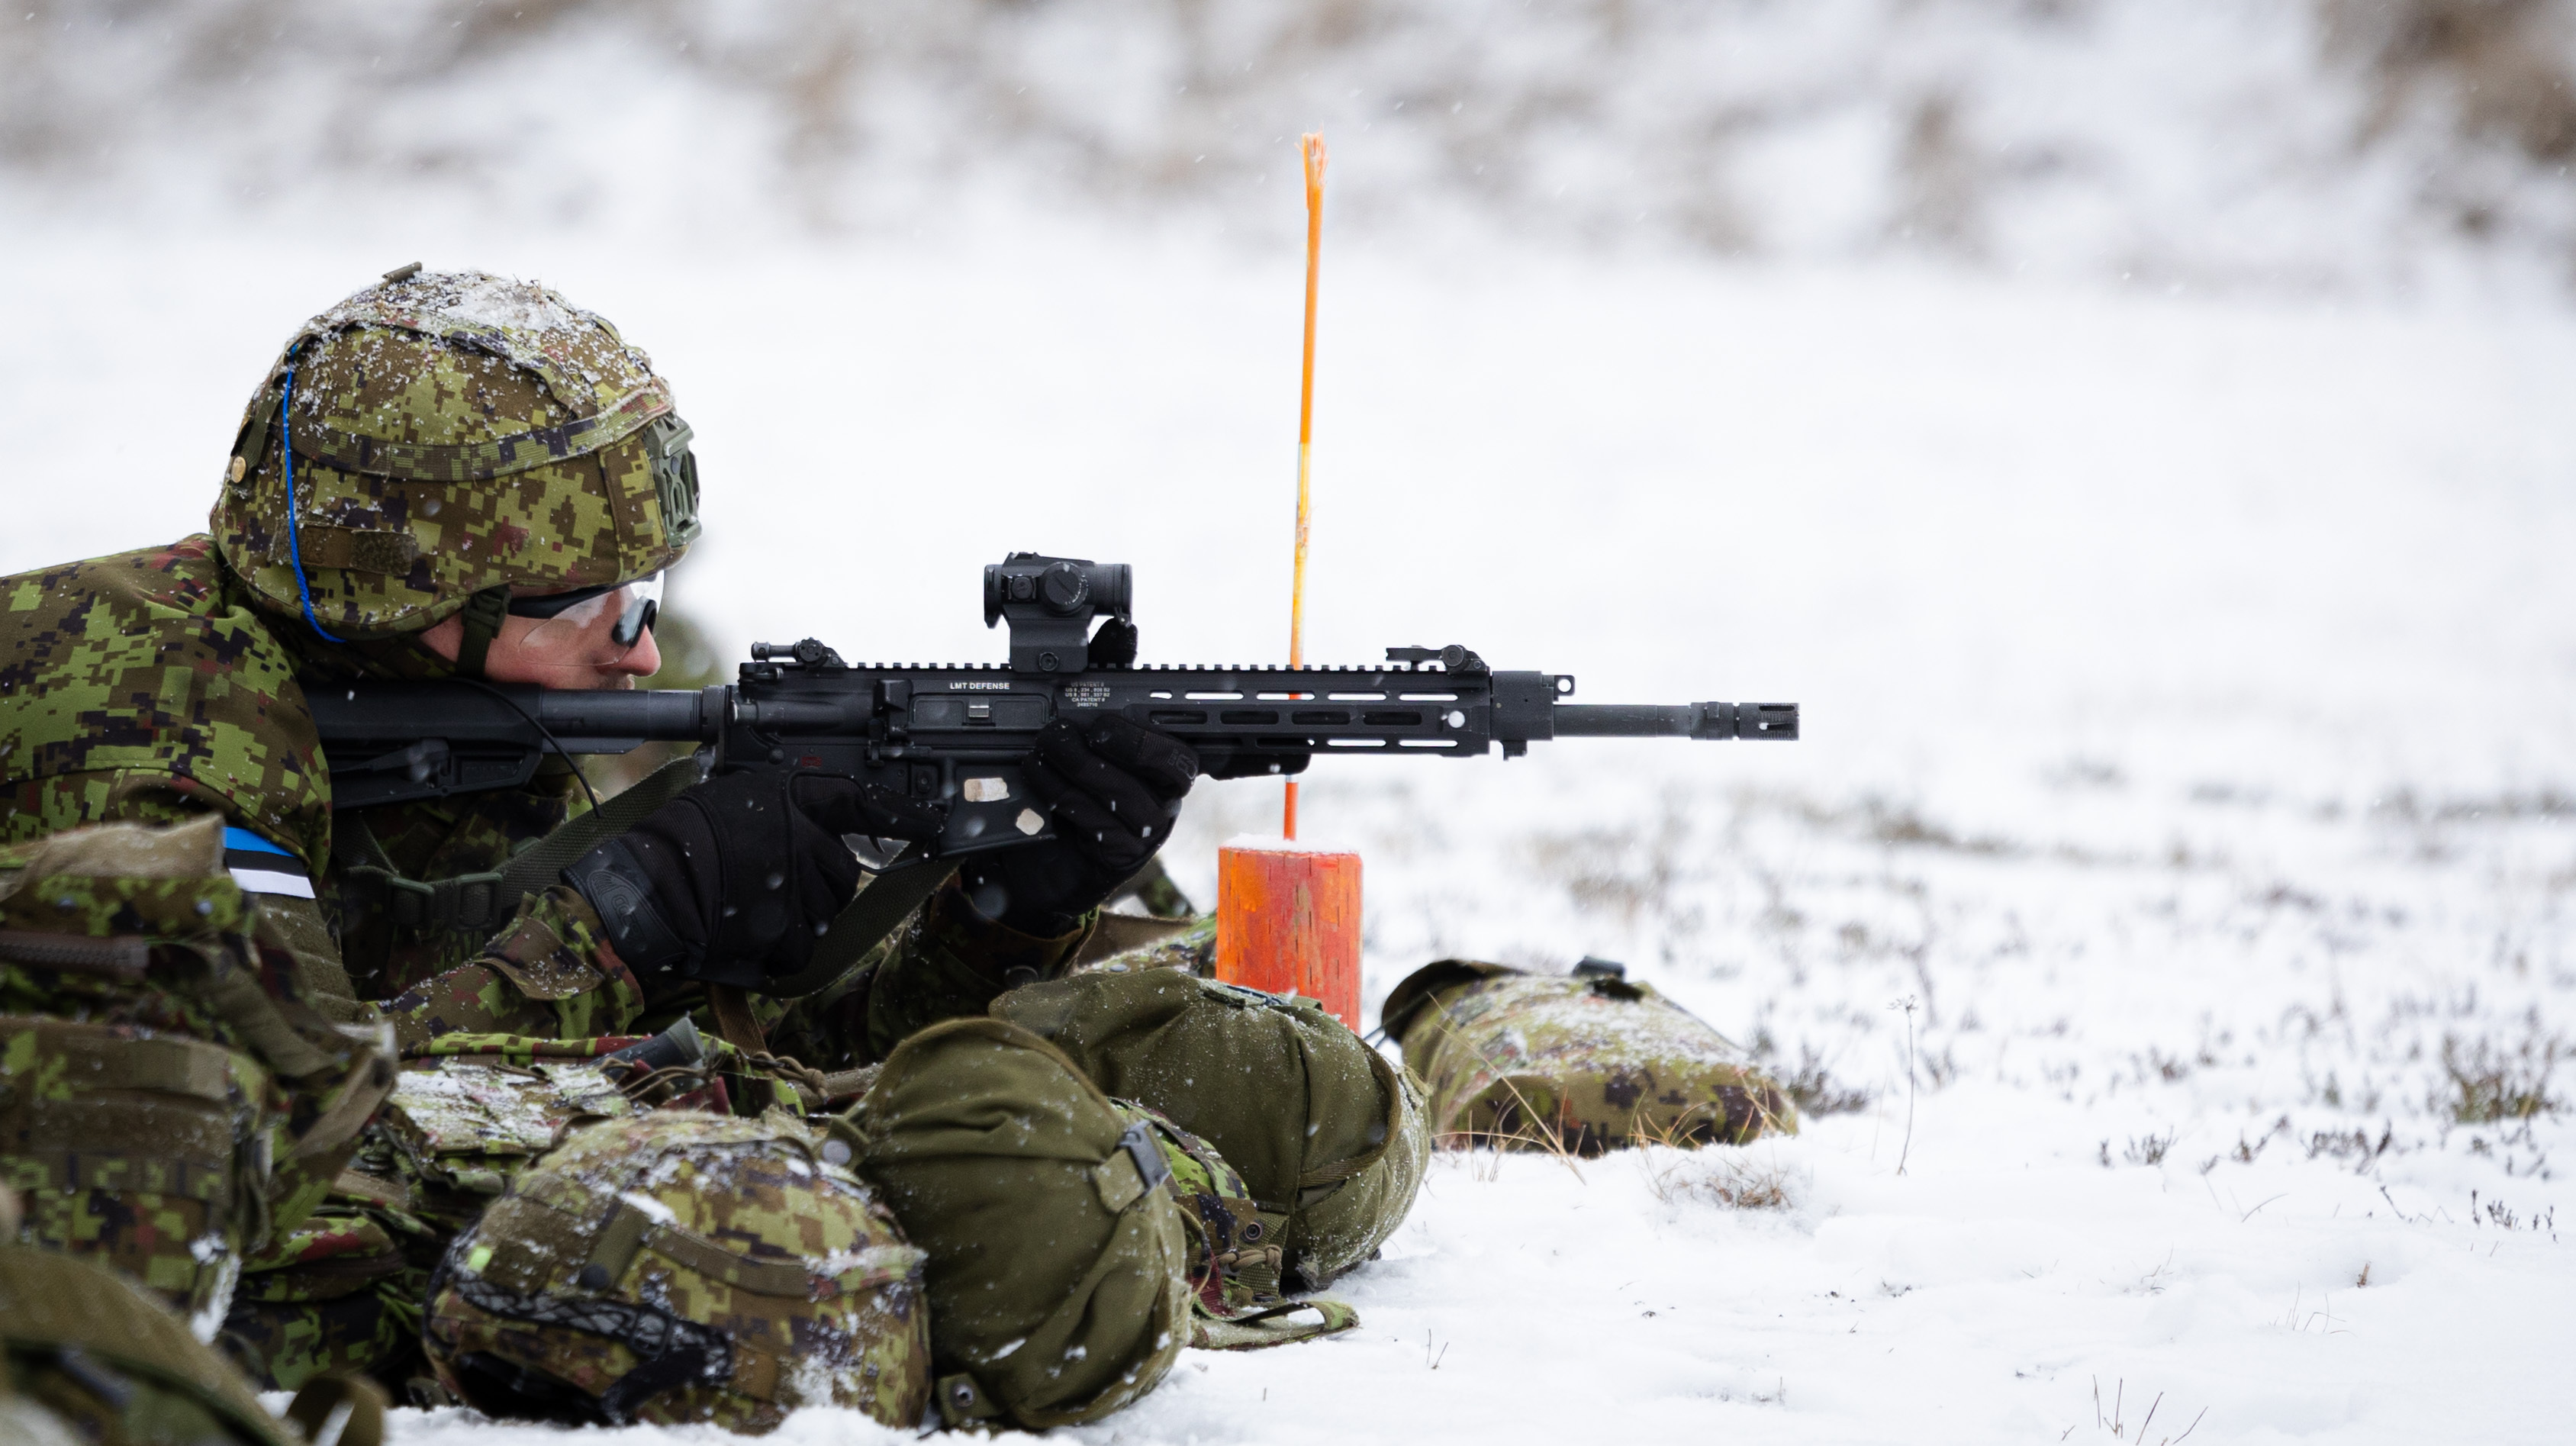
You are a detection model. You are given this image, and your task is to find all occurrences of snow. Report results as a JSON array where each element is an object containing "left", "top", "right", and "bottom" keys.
[
  {"left": 8, "top": 33, "right": 2576, "bottom": 1436},
  {"left": 13, "top": 2, "right": 2576, "bottom": 301},
  {"left": 10, "top": 222, "right": 2562, "bottom": 1442}
]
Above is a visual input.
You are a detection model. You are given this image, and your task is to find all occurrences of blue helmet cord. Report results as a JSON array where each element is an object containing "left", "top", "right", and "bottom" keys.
[{"left": 279, "top": 360, "right": 348, "bottom": 643}]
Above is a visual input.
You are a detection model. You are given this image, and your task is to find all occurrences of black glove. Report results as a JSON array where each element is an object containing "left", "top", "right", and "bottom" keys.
[
  {"left": 565, "top": 770, "right": 948, "bottom": 990},
  {"left": 958, "top": 716, "right": 1199, "bottom": 936}
]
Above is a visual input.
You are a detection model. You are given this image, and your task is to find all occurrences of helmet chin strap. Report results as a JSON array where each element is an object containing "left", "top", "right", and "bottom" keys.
[{"left": 455, "top": 585, "right": 511, "bottom": 679}]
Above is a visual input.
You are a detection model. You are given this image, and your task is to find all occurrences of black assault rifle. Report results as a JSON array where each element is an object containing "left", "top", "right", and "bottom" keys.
[{"left": 309, "top": 553, "right": 1798, "bottom": 861}]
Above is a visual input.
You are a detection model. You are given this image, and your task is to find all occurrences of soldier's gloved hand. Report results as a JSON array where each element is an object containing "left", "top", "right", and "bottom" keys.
[
  {"left": 565, "top": 770, "right": 948, "bottom": 990},
  {"left": 957, "top": 717, "right": 1198, "bottom": 936}
]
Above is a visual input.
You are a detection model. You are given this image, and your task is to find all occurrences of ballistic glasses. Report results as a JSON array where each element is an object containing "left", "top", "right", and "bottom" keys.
[{"left": 507, "top": 572, "right": 662, "bottom": 662}]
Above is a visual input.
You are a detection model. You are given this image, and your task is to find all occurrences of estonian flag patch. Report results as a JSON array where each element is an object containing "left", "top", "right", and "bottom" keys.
[{"left": 223, "top": 826, "right": 316, "bottom": 900}]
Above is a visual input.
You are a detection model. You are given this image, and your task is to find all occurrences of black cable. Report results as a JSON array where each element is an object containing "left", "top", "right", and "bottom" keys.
[{"left": 452, "top": 678, "right": 604, "bottom": 815}]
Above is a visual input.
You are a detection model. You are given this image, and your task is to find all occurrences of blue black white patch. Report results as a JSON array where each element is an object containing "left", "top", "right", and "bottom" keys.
[{"left": 222, "top": 826, "right": 315, "bottom": 899}]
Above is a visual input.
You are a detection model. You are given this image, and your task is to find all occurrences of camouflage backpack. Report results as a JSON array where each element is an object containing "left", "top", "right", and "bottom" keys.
[
  {"left": 423, "top": 1109, "right": 929, "bottom": 1432},
  {"left": 836, "top": 1016, "right": 1191, "bottom": 1431},
  {"left": 1380, "top": 958, "right": 1796, "bottom": 1153},
  {"left": 1115, "top": 1102, "right": 1360, "bottom": 1351},
  {"left": 0, "top": 816, "right": 393, "bottom": 1329},
  {"left": 991, "top": 965, "right": 1428, "bottom": 1290}
]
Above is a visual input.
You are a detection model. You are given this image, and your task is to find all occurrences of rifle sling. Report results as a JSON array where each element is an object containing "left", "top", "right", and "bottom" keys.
[
  {"left": 758, "top": 858, "right": 953, "bottom": 1000},
  {"left": 334, "top": 754, "right": 706, "bottom": 941},
  {"left": 332, "top": 752, "right": 947, "bottom": 999}
]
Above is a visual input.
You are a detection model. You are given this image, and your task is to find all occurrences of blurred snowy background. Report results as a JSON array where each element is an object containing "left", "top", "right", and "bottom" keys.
[
  {"left": 6, "top": 3, "right": 2575, "bottom": 1441},
  {"left": 10, "top": 0, "right": 2576, "bottom": 295}
]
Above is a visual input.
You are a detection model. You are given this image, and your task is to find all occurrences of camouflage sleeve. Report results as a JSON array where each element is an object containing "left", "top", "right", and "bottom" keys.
[
  {"left": 767, "top": 879, "right": 1091, "bottom": 1071},
  {"left": 4, "top": 768, "right": 369, "bottom": 1026},
  {"left": 382, "top": 885, "right": 646, "bottom": 1051}
]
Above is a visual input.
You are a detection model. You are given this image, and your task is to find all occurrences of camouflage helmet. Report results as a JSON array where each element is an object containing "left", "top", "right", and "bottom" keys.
[
  {"left": 421, "top": 1110, "right": 930, "bottom": 1432},
  {"left": 211, "top": 266, "right": 700, "bottom": 643}
]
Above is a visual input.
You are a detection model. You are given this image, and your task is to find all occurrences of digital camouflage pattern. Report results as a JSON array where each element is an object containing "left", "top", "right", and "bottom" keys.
[
  {"left": 1, "top": 1232, "right": 296, "bottom": 1446},
  {"left": 220, "top": 1174, "right": 440, "bottom": 1394},
  {"left": 0, "top": 539, "right": 334, "bottom": 875},
  {"left": 991, "top": 966, "right": 1429, "bottom": 1290},
  {"left": 213, "top": 269, "right": 697, "bottom": 639},
  {"left": 839, "top": 1016, "right": 1190, "bottom": 1431},
  {"left": 0, "top": 532, "right": 591, "bottom": 999},
  {"left": 423, "top": 1109, "right": 929, "bottom": 1433},
  {"left": 372, "top": 1050, "right": 639, "bottom": 1236},
  {"left": 1113, "top": 1101, "right": 1359, "bottom": 1352},
  {"left": 379, "top": 887, "right": 645, "bottom": 1051},
  {"left": 224, "top": 1033, "right": 672, "bottom": 1394},
  {"left": 0, "top": 816, "right": 394, "bottom": 1332},
  {"left": 1380, "top": 960, "right": 1797, "bottom": 1154},
  {"left": 330, "top": 772, "right": 593, "bottom": 1003}
]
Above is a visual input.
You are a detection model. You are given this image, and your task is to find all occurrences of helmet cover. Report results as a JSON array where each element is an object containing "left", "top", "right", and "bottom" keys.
[
  {"left": 423, "top": 1110, "right": 929, "bottom": 1432},
  {"left": 211, "top": 269, "right": 700, "bottom": 638}
]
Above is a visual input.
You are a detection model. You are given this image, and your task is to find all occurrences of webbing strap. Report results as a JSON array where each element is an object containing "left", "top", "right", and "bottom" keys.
[
  {"left": 1189, "top": 1294, "right": 1360, "bottom": 1351},
  {"left": 583, "top": 1203, "right": 651, "bottom": 1283},
  {"left": 334, "top": 752, "right": 937, "bottom": 993},
  {"left": 0, "top": 930, "right": 150, "bottom": 981},
  {"left": 552, "top": 1180, "right": 836, "bottom": 1300},
  {"left": 288, "top": 377, "right": 673, "bottom": 484},
  {"left": 197, "top": 949, "right": 338, "bottom": 1080},
  {"left": 755, "top": 857, "right": 952, "bottom": 1000},
  {"left": 335, "top": 754, "right": 704, "bottom": 941},
  {"left": 0, "top": 1023, "right": 235, "bottom": 1101},
  {"left": 452, "top": 585, "right": 511, "bottom": 680}
]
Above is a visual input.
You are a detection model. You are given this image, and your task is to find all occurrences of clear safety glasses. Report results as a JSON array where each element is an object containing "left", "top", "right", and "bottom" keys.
[{"left": 507, "top": 572, "right": 663, "bottom": 662}]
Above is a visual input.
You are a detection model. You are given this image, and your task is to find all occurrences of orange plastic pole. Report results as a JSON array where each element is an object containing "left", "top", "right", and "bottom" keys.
[
  {"left": 1285, "top": 131, "right": 1327, "bottom": 841},
  {"left": 1216, "top": 844, "right": 1362, "bottom": 1027}
]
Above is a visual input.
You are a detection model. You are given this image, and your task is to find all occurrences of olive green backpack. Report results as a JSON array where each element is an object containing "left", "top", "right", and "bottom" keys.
[
  {"left": 0, "top": 1242, "right": 298, "bottom": 1446},
  {"left": 1381, "top": 958, "right": 1796, "bottom": 1152},
  {"left": 836, "top": 1016, "right": 1191, "bottom": 1431},
  {"left": 990, "top": 966, "right": 1428, "bottom": 1290}
]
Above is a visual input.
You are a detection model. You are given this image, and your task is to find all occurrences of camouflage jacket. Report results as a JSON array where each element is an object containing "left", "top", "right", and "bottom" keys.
[{"left": 0, "top": 539, "right": 1084, "bottom": 1060}]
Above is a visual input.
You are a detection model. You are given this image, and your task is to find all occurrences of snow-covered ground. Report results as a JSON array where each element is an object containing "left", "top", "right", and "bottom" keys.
[{"left": 7, "top": 222, "right": 2573, "bottom": 1442}]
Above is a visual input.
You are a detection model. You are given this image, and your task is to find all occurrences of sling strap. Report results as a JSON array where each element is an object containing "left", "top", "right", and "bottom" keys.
[
  {"left": 335, "top": 751, "right": 950, "bottom": 997},
  {"left": 452, "top": 585, "right": 512, "bottom": 680},
  {"left": 753, "top": 856, "right": 954, "bottom": 1000},
  {"left": 334, "top": 753, "right": 705, "bottom": 940}
]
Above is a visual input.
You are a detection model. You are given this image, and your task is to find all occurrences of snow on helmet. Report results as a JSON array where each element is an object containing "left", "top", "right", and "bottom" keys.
[
  {"left": 211, "top": 266, "right": 700, "bottom": 641},
  {"left": 422, "top": 1111, "right": 929, "bottom": 1432}
]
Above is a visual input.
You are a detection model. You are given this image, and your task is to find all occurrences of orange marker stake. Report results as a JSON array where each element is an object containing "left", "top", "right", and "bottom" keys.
[
  {"left": 1217, "top": 842, "right": 1362, "bottom": 1028},
  {"left": 1285, "top": 131, "right": 1328, "bottom": 841}
]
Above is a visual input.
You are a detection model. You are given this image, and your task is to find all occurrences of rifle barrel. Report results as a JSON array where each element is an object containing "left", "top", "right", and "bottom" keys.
[{"left": 1553, "top": 702, "right": 1800, "bottom": 741}]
